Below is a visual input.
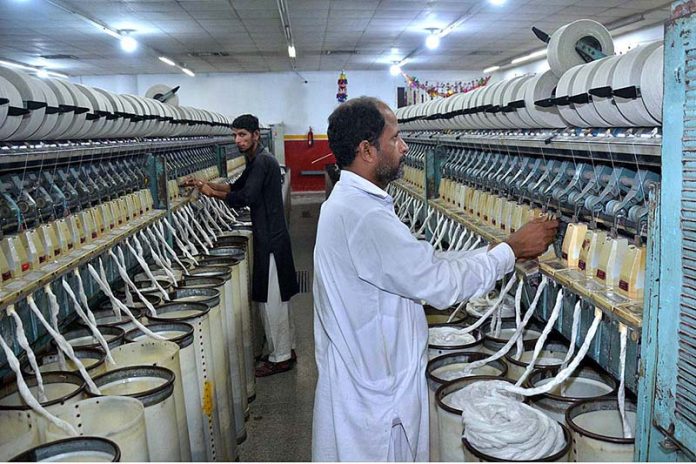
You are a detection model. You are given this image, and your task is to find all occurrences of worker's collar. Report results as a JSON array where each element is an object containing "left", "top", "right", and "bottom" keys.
[
  {"left": 244, "top": 144, "right": 264, "bottom": 163},
  {"left": 339, "top": 170, "right": 389, "bottom": 200}
]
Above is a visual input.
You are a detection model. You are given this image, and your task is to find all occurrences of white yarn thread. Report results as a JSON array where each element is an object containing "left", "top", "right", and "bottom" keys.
[
  {"left": 45, "top": 284, "right": 66, "bottom": 370},
  {"left": 504, "top": 309, "right": 602, "bottom": 397},
  {"left": 86, "top": 262, "right": 165, "bottom": 341},
  {"left": 0, "top": 331, "right": 79, "bottom": 437},
  {"left": 415, "top": 207, "right": 434, "bottom": 236},
  {"left": 515, "top": 289, "right": 564, "bottom": 386},
  {"left": 8, "top": 305, "right": 46, "bottom": 402},
  {"left": 26, "top": 295, "right": 100, "bottom": 394},
  {"left": 72, "top": 269, "right": 97, "bottom": 327},
  {"left": 175, "top": 210, "right": 208, "bottom": 254},
  {"left": 152, "top": 221, "right": 191, "bottom": 272},
  {"left": 169, "top": 214, "right": 198, "bottom": 256},
  {"left": 125, "top": 239, "right": 169, "bottom": 300},
  {"left": 618, "top": 324, "right": 633, "bottom": 439},
  {"left": 451, "top": 276, "right": 518, "bottom": 332},
  {"left": 183, "top": 205, "right": 214, "bottom": 249},
  {"left": 514, "top": 279, "right": 525, "bottom": 359},
  {"left": 461, "top": 277, "right": 548, "bottom": 375},
  {"left": 61, "top": 278, "right": 115, "bottom": 365},
  {"left": 107, "top": 250, "right": 156, "bottom": 317},
  {"left": 137, "top": 231, "right": 177, "bottom": 286},
  {"left": 466, "top": 236, "right": 482, "bottom": 252},
  {"left": 454, "top": 227, "right": 469, "bottom": 251},
  {"left": 560, "top": 300, "right": 582, "bottom": 371}
]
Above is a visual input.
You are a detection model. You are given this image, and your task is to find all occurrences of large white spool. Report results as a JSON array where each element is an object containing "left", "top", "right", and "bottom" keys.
[
  {"left": 547, "top": 20, "right": 614, "bottom": 78},
  {"left": 569, "top": 59, "right": 611, "bottom": 127},
  {"left": 45, "top": 396, "right": 149, "bottom": 462},
  {"left": 640, "top": 43, "right": 664, "bottom": 123},
  {"left": 554, "top": 64, "right": 590, "bottom": 127},
  {"left": 54, "top": 80, "right": 92, "bottom": 139},
  {"left": 107, "top": 340, "right": 192, "bottom": 462},
  {"left": 74, "top": 84, "right": 109, "bottom": 139},
  {"left": 0, "top": 66, "right": 46, "bottom": 140},
  {"left": 42, "top": 78, "right": 75, "bottom": 139},
  {"left": 589, "top": 55, "right": 631, "bottom": 126},
  {"left": 524, "top": 70, "right": 568, "bottom": 128},
  {"left": 611, "top": 41, "right": 663, "bottom": 127},
  {"left": 27, "top": 77, "right": 59, "bottom": 140},
  {"left": 0, "top": 75, "right": 24, "bottom": 140},
  {"left": 500, "top": 74, "right": 534, "bottom": 129},
  {"left": 145, "top": 84, "right": 180, "bottom": 107}
]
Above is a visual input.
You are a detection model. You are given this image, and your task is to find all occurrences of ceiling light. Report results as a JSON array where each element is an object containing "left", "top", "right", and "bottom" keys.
[
  {"left": 159, "top": 56, "right": 176, "bottom": 66},
  {"left": 288, "top": 45, "right": 296, "bottom": 58},
  {"left": 483, "top": 65, "right": 500, "bottom": 73},
  {"left": 181, "top": 67, "right": 195, "bottom": 77},
  {"left": 489, "top": 0, "right": 506, "bottom": 5},
  {"left": 389, "top": 63, "right": 402, "bottom": 76},
  {"left": 425, "top": 30, "right": 441, "bottom": 50},
  {"left": 510, "top": 48, "right": 546, "bottom": 64},
  {"left": 120, "top": 34, "right": 138, "bottom": 53},
  {"left": 47, "top": 70, "right": 68, "bottom": 79},
  {"left": 0, "top": 60, "right": 36, "bottom": 72},
  {"left": 36, "top": 68, "right": 49, "bottom": 78}
]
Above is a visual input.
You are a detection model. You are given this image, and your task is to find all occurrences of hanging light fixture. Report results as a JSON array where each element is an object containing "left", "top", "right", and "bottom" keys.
[
  {"left": 425, "top": 28, "right": 441, "bottom": 50},
  {"left": 389, "top": 63, "right": 402, "bottom": 76},
  {"left": 119, "top": 30, "right": 138, "bottom": 53}
]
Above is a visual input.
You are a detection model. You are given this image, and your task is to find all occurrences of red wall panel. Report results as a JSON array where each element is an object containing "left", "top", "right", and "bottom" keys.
[{"left": 284, "top": 136, "right": 336, "bottom": 192}]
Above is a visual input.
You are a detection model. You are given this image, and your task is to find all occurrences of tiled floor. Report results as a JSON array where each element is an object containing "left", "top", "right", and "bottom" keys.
[{"left": 239, "top": 192, "right": 324, "bottom": 462}]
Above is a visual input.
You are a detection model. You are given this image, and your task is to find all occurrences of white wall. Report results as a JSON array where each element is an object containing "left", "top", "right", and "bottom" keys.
[
  {"left": 493, "top": 23, "right": 665, "bottom": 82},
  {"left": 74, "top": 69, "right": 481, "bottom": 134}
]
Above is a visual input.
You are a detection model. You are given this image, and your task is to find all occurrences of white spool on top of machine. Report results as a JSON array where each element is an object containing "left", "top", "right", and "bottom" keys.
[
  {"left": 27, "top": 76, "right": 60, "bottom": 140},
  {"left": 547, "top": 19, "right": 614, "bottom": 78},
  {"left": 145, "top": 84, "right": 180, "bottom": 107},
  {"left": 611, "top": 40, "right": 662, "bottom": 127},
  {"left": 640, "top": 43, "right": 664, "bottom": 123},
  {"left": 554, "top": 64, "right": 591, "bottom": 128},
  {"left": 42, "top": 78, "right": 75, "bottom": 140},
  {"left": 524, "top": 70, "right": 568, "bottom": 128},
  {"left": 568, "top": 58, "right": 611, "bottom": 127},
  {"left": 500, "top": 74, "right": 535, "bottom": 129},
  {"left": 0, "top": 75, "right": 24, "bottom": 140},
  {"left": 588, "top": 55, "right": 631, "bottom": 126},
  {"left": 0, "top": 65, "right": 46, "bottom": 140}
]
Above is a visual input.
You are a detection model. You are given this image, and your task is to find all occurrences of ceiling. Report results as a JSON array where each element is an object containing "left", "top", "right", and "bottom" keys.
[{"left": 0, "top": 0, "right": 671, "bottom": 76}]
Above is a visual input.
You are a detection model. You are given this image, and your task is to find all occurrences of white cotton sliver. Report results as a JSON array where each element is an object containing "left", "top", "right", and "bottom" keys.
[
  {"left": 457, "top": 276, "right": 518, "bottom": 335},
  {"left": 125, "top": 239, "right": 169, "bottom": 300},
  {"left": 45, "top": 285, "right": 66, "bottom": 370},
  {"left": 416, "top": 208, "right": 434, "bottom": 236},
  {"left": 26, "top": 295, "right": 100, "bottom": 395},
  {"left": 504, "top": 309, "right": 602, "bottom": 398},
  {"left": 73, "top": 270, "right": 97, "bottom": 327},
  {"left": 561, "top": 300, "right": 582, "bottom": 371},
  {"left": 514, "top": 279, "right": 524, "bottom": 359},
  {"left": 429, "top": 326, "right": 477, "bottom": 346},
  {"left": 618, "top": 325, "right": 633, "bottom": 439},
  {"left": 457, "top": 380, "right": 565, "bottom": 461},
  {"left": 515, "top": 289, "right": 564, "bottom": 386},
  {"left": 466, "top": 236, "right": 481, "bottom": 252},
  {"left": 9, "top": 308, "right": 46, "bottom": 402}
]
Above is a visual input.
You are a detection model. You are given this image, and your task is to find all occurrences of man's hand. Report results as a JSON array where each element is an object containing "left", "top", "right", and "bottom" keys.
[
  {"left": 200, "top": 183, "right": 215, "bottom": 197},
  {"left": 505, "top": 217, "right": 560, "bottom": 260},
  {"left": 182, "top": 177, "right": 206, "bottom": 189}
]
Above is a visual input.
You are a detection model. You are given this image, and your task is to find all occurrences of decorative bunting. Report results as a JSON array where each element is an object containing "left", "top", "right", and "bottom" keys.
[
  {"left": 336, "top": 71, "right": 348, "bottom": 103},
  {"left": 401, "top": 72, "right": 491, "bottom": 98}
]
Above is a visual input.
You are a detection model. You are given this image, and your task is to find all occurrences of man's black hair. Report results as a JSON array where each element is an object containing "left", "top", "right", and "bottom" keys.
[
  {"left": 327, "top": 96, "right": 386, "bottom": 169},
  {"left": 232, "top": 114, "right": 260, "bottom": 133}
]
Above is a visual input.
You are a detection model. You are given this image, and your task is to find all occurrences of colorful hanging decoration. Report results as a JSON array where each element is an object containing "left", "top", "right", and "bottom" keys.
[
  {"left": 401, "top": 72, "right": 491, "bottom": 98},
  {"left": 336, "top": 71, "right": 348, "bottom": 103}
]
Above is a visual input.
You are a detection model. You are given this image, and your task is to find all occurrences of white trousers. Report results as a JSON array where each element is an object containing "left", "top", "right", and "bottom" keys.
[{"left": 259, "top": 253, "right": 295, "bottom": 363}]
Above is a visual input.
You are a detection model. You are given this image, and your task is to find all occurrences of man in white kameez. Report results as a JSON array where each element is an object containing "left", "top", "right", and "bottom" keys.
[{"left": 312, "top": 97, "right": 558, "bottom": 461}]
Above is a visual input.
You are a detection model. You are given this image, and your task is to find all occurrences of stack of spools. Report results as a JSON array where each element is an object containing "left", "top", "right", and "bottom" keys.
[
  {"left": 0, "top": 64, "right": 232, "bottom": 142},
  {"left": 396, "top": 19, "right": 663, "bottom": 131}
]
